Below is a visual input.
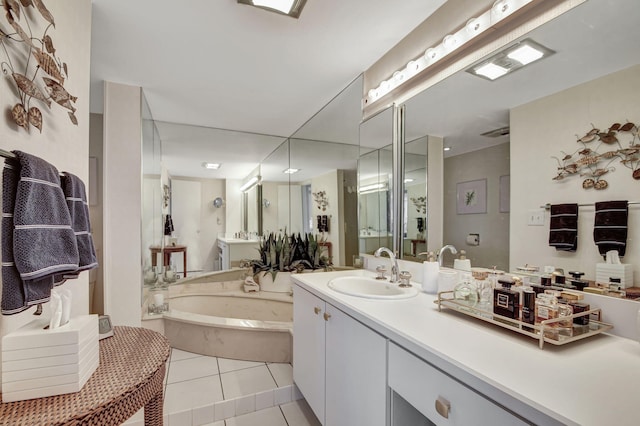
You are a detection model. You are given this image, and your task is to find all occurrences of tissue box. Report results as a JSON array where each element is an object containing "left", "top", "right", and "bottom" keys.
[
  {"left": 1, "top": 314, "right": 99, "bottom": 402},
  {"left": 596, "top": 263, "right": 634, "bottom": 288}
]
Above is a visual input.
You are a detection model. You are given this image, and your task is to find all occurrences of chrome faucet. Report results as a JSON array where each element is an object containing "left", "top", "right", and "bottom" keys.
[
  {"left": 374, "top": 247, "right": 399, "bottom": 283},
  {"left": 438, "top": 245, "right": 458, "bottom": 267}
]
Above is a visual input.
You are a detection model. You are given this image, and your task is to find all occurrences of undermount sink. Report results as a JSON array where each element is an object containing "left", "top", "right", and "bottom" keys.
[{"left": 327, "top": 276, "right": 419, "bottom": 299}]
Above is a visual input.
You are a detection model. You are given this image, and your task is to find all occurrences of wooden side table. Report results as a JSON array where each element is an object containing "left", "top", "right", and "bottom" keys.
[
  {"left": 0, "top": 326, "right": 170, "bottom": 425},
  {"left": 410, "top": 239, "right": 426, "bottom": 257},
  {"left": 150, "top": 245, "right": 188, "bottom": 277}
]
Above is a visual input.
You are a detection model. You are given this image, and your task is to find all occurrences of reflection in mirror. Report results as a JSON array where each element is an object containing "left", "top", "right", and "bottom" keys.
[
  {"left": 141, "top": 91, "right": 162, "bottom": 290},
  {"left": 401, "top": 0, "right": 640, "bottom": 288},
  {"left": 402, "top": 136, "right": 427, "bottom": 260},
  {"left": 288, "top": 75, "right": 362, "bottom": 266},
  {"left": 260, "top": 140, "right": 290, "bottom": 235},
  {"left": 359, "top": 106, "right": 394, "bottom": 255}
]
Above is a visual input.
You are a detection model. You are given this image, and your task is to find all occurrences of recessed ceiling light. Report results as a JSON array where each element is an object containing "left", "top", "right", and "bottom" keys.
[
  {"left": 467, "top": 39, "right": 554, "bottom": 81},
  {"left": 474, "top": 63, "right": 509, "bottom": 80},
  {"left": 507, "top": 44, "right": 544, "bottom": 65},
  {"left": 202, "top": 162, "right": 221, "bottom": 169},
  {"left": 443, "top": 147, "right": 451, "bottom": 152},
  {"left": 404, "top": 178, "right": 414, "bottom": 183},
  {"left": 237, "top": 0, "right": 307, "bottom": 18},
  {"left": 283, "top": 168, "right": 300, "bottom": 174}
]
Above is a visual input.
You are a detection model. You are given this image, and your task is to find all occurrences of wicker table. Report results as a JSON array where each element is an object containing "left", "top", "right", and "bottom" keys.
[{"left": 0, "top": 326, "right": 170, "bottom": 426}]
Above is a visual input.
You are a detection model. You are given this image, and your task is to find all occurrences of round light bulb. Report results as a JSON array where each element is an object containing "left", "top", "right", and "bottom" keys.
[
  {"left": 406, "top": 60, "right": 420, "bottom": 73},
  {"left": 393, "top": 70, "right": 405, "bottom": 83},
  {"left": 368, "top": 89, "right": 379, "bottom": 99},
  {"left": 492, "top": 0, "right": 509, "bottom": 16},
  {"left": 443, "top": 34, "right": 458, "bottom": 50},
  {"left": 424, "top": 48, "right": 437, "bottom": 61},
  {"left": 380, "top": 80, "right": 390, "bottom": 92},
  {"left": 466, "top": 18, "right": 480, "bottom": 34}
]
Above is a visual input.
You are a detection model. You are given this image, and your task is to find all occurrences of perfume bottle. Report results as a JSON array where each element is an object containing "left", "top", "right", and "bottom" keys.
[
  {"left": 535, "top": 293, "right": 559, "bottom": 326},
  {"left": 569, "top": 302, "right": 590, "bottom": 326},
  {"left": 494, "top": 279, "right": 519, "bottom": 319},
  {"left": 454, "top": 273, "right": 478, "bottom": 307},
  {"left": 521, "top": 288, "right": 536, "bottom": 331}
]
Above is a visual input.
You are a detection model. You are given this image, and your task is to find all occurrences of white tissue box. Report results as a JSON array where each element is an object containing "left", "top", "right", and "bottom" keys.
[
  {"left": 1, "top": 314, "right": 99, "bottom": 402},
  {"left": 596, "top": 263, "right": 633, "bottom": 288}
]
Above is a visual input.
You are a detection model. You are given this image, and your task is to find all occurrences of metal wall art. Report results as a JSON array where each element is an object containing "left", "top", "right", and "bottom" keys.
[
  {"left": 552, "top": 121, "right": 639, "bottom": 189},
  {"left": 312, "top": 190, "right": 328, "bottom": 211},
  {"left": 410, "top": 196, "right": 426, "bottom": 214},
  {"left": 1, "top": 0, "right": 77, "bottom": 133}
]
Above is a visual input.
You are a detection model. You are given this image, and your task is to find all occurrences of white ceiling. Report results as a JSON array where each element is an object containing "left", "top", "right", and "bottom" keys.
[{"left": 90, "top": 0, "right": 447, "bottom": 138}]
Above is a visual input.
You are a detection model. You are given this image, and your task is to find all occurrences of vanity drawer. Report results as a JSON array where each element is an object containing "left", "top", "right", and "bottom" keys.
[{"left": 388, "top": 343, "right": 527, "bottom": 426}]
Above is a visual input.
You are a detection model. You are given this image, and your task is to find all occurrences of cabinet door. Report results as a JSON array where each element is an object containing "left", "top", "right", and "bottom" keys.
[
  {"left": 293, "top": 285, "right": 326, "bottom": 424},
  {"left": 325, "top": 303, "right": 387, "bottom": 426}
]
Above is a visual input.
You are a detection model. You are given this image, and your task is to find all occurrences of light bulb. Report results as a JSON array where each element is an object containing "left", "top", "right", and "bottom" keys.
[
  {"left": 368, "top": 89, "right": 378, "bottom": 99},
  {"left": 406, "top": 60, "right": 420, "bottom": 73},
  {"left": 424, "top": 48, "right": 437, "bottom": 61},
  {"left": 380, "top": 80, "right": 390, "bottom": 91},
  {"left": 492, "top": 0, "right": 510, "bottom": 16},
  {"left": 466, "top": 18, "right": 480, "bottom": 34},
  {"left": 393, "top": 70, "right": 405, "bottom": 83},
  {"left": 443, "top": 34, "right": 458, "bottom": 50}
]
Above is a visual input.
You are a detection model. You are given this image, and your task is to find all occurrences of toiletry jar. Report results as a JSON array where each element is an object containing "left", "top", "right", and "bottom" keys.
[{"left": 1, "top": 314, "right": 99, "bottom": 402}]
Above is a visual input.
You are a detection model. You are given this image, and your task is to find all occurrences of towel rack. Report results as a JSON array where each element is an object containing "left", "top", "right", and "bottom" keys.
[
  {"left": 541, "top": 202, "right": 640, "bottom": 210},
  {"left": 0, "top": 148, "right": 16, "bottom": 160}
]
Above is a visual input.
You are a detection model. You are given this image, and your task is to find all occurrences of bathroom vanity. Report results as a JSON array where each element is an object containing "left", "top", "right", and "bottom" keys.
[
  {"left": 216, "top": 237, "right": 260, "bottom": 270},
  {"left": 292, "top": 270, "right": 640, "bottom": 426}
]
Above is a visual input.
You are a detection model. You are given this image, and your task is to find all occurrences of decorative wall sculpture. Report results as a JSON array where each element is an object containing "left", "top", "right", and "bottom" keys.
[
  {"left": 0, "top": 0, "right": 77, "bottom": 132},
  {"left": 552, "top": 121, "right": 639, "bottom": 189}
]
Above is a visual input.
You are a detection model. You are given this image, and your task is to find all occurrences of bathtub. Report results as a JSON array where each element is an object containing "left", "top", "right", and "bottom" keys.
[{"left": 149, "top": 270, "right": 293, "bottom": 363}]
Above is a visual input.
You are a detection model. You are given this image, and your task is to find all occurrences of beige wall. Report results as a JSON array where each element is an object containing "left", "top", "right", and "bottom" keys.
[
  {"left": 510, "top": 65, "right": 640, "bottom": 281},
  {"left": 0, "top": 1, "right": 92, "bottom": 338},
  {"left": 312, "top": 170, "right": 343, "bottom": 265},
  {"left": 89, "top": 113, "right": 104, "bottom": 314},
  {"left": 444, "top": 143, "right": 510, "bottom": 271}
]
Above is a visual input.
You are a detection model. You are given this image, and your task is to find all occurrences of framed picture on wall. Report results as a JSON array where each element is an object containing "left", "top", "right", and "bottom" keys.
[
  {"left": 499, "top": 175, "right": 510, "bottom": 213},
  {"left": 456, "top": 179, "right": 487, "bottom": 214}
]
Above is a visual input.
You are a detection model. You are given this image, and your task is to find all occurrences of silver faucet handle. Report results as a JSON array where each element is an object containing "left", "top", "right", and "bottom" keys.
[
  {"left": 375, "top": 265, "right": 387, "bottom": 280},
  {"left": 399, "top": 271, "right": 412, "bottom": 288}
]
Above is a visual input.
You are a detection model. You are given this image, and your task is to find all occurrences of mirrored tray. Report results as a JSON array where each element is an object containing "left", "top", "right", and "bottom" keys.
[{"left": 435, "top": 291, "right": 613, "bottom": 349}]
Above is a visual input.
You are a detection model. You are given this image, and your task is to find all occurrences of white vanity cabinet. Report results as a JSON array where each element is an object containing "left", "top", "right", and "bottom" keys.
[
  {"left": 388, "top": 342, "right": 527, "bottom": 426},
  {"left": 216, "top": 238, "right": 259, "bottom": 270},
  {"left": 293, "top": 284, "right": 387, "bottom": 426}
]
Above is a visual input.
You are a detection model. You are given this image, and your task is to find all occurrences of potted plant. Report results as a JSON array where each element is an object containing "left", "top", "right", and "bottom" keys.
[{"left": 251, "top": 231, "right": 332, "bottom": 292}]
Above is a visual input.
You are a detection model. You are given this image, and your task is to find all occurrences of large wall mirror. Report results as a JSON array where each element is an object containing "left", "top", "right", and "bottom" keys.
[
  {"left": 400, "top": 0, "right": 640, "bottom": 283},
  {"left": 359, "top": 106, "right": 394, "bottom": 255}
]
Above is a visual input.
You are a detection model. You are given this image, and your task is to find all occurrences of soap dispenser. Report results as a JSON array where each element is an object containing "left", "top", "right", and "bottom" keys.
[
  {"left": 418, "top": 251, "right": 439, "bottom": 294},
  {"left": 453, "top": 250, "right": 471, "bottom": 271}
]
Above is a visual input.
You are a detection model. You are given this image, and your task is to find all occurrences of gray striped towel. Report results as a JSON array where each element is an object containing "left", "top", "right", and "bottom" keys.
[
  {"left": 54, "top": 172, "right": 98, "bottom": 284},
  {"left": 1, "top": 151, "right": 79, "bottom": 315}
]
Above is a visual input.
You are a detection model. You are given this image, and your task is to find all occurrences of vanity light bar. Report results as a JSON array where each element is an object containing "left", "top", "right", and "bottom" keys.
[
  {"left": 359, "top": 183, "right": 387, "bottom": 194},
  {"left": 364, "top": 0, "right": 534, "bottom": 105},
  {"left": 240, "top": 176, "right": 261, "bottom": 192}
]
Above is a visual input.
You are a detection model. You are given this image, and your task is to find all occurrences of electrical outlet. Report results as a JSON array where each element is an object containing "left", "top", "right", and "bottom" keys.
[{"left": 527, "top": 209, "right": 545, "bottom": 226}]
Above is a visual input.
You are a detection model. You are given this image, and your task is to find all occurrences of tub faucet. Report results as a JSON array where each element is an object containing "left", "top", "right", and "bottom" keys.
[
  {"left": 374, "top": 247, "right": 399, "bottom": 283},
  {"left": 438, "top": 245, "right": 458, "bottom": 267}
]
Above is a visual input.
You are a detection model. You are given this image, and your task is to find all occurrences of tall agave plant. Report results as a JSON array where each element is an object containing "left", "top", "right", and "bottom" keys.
[{"left": 251, "top": 231, "right": 332, "bottom": 281}]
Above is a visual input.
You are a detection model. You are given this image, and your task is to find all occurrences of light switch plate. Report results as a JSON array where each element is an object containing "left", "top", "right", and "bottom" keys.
[{"left": 527, "top": 209, "right": 545, "bottom": 226}]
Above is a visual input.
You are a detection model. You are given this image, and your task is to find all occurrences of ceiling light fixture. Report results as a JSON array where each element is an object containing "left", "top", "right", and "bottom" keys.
[
  {"left": 443, "top": 147, "right": 451, "bottom": 152},
  {"left": 365, "top": 0, "right": 534, "bottom": 105},
  {"left": 467, "top": 38, "right": 554, "bottom": 81},
  {"left": 237, "top": 0, "right": 307, "bottom": 18},
  {"left": 202, "top": 162, "right": 221, "bottom": 170},
  {"left": 404, "top": 178, "right": 414, "bottom": 183},
  {"left": 240, "top": 176, "right": 261, "bottom": 192},
  {"left": 283, "top": 168, "right": 300, "bottom": 174}
]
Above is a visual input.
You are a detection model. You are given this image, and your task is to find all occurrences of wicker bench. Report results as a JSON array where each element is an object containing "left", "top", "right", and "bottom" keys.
[{"left": 0, "top": 326, "right": 170, "bottom": 425}]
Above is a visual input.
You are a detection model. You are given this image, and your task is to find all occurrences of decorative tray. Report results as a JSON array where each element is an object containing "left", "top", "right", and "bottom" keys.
[{"left": 435, "top": 291, "right": 613, "bottom": 349}]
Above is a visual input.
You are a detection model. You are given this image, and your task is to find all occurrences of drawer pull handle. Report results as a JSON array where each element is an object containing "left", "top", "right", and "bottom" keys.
[
  {"left": 314, "top": 307, "right": 321, "bottom": 315},
  {"left": 435, "top": 397, "right": 450, "bottom": 419},
  {"left": 323, "top": 312, "right": 331, "bottom": 321}
]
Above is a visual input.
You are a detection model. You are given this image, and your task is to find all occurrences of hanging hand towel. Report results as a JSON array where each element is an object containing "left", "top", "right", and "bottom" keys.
[
  {"left": 54, "top": 172, "right": 98, "bottom": 285},
  {"left": 1, "top": 152, "right": 81, "bottom": 315},
  {"left": 548, "top": 203, "right": 578, "bottom": 252},
  {"left": 1, "top": 158, "right": 51, "bottom": 314},
  {"left": 593, "top": 200, "right": 628, "bottom": 258}
]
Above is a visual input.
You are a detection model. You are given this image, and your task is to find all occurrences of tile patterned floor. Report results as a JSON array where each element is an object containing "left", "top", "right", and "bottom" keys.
[{"left": 123, "top": 348, "right": 321, "bottom": 426}]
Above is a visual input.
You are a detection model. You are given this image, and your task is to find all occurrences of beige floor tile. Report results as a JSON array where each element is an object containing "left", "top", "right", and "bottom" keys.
[
  {"left": 225, "top": 406, "right": 287, "bottom": 426},
  {"left": 220, "top": 365, "right": 277, "bottom": 399},
  {"left": 168, "top": 355, "right": 219, "bottom": 384},
  {"left": 170, "top": 348, "right": 203, "bottom": 362},
  {"left": 281, "top": 399, "right": 321, "bottom": 426},
  {"left": 218, "top": 357, "right": 265, "bottom": 374},
  {"left": 164, "top": 375, "right": 223, "bottom": 414},
  {"left": 267, "top": 363, "right": 292, "bottom": 387}
]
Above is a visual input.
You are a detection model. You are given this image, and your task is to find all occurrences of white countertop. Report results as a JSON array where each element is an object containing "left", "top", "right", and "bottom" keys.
[
  {"left": 217, "top": 237, "right": 260, "bottom": 244},
  {"left": 292, "top": 269, "right": 640, "bottom": 426}
]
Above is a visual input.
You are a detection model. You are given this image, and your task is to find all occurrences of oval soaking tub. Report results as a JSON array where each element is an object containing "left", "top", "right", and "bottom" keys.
[{"left": 154, "top": 270, "right": 293, "bottom": 363}]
